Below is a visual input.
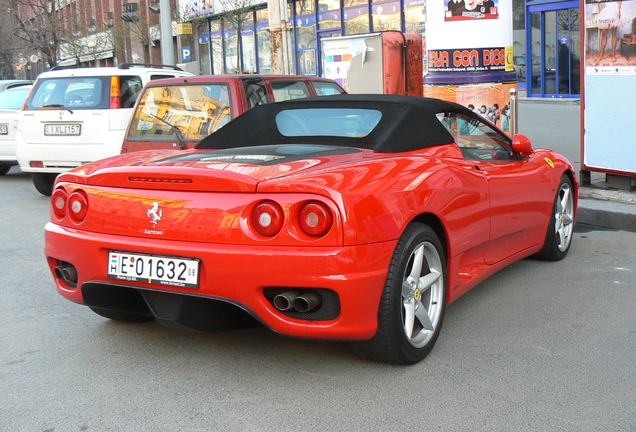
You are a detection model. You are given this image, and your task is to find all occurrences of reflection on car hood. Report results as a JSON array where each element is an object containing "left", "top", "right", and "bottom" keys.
[
  {"left": 63, "top": 143, "right": 461, "bottom": 195},
  {"left": 65, "top": 145, "right": 373, "bottom": 192}
]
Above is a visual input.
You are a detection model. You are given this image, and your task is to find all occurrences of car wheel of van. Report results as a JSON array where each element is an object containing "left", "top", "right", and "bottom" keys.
[
  {"left": 350, "top": 223, "right": 447, "bottom": 365},
  {"left": 89, "top": 307, "right": 153, "bottom": 323},
  {"left": 0, "top": 164, "right": 11, "bottom": 175},
  {"left": 32, "top": 173, "right": 58, "bottom": 196},
  {"left": 534, "top": 175, "right": 575, "bottom": 261}
]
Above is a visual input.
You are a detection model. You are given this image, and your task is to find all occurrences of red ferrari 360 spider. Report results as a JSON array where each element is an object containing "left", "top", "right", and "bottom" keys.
[{"left": 45, "top": 94, "right": 577, "bottom": 364}]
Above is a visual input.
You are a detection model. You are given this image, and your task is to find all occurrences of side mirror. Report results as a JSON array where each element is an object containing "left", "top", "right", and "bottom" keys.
[{"left": 512, "top": 134, "right": 534, "bottom": 157}]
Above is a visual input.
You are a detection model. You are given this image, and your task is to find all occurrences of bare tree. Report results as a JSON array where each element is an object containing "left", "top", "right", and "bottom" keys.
[
  {"left": 0, "top": 3, "right": 23, "bottom": 78},
  {"left": 6, "top": 0, "right": 64, "bottom": 66}
]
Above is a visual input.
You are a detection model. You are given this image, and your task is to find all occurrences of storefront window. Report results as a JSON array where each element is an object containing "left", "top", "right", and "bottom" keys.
[
  {"left": 318, "top": 0, "right": 341, "bottom": 30},
  {"left": 344, "top": 0, "right": 370, "bottom": 35},
  {"left": 297, "top": 0, "right": 316, "bottom": 16},
  {"left": 296, "top": 0, "right": 317, "bottom": 75},
  {"left": 256, "top": 9, "right": 271, "bottom": 73},
  {"left": 242, "top": 22, "right": 257, "bottom": 73},
  {"left": 372, "top": 0, "right": 401, "bottom": 31},
  {"left": 211, "top": 20, "right": 224, "bottom": 75},
  {"left": 224, "top": 21, "right": 239, "bottom": 73},
  {"left": 404, "top": 0, "right": 425, "bottom": 34},
  {"left": 199, "top": 37, "right": 211, "bottom": 75}
]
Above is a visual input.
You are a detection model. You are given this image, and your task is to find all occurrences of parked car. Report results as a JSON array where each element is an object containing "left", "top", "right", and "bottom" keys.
[
  {"left": 15, "top": 63, "right": 193, "bottom": 195},
  {"left": 0, "top": 85, "right": 32, "bottom": 175},
  {"left": 121, "top": 74, "right": 345, "bottom": 154},
  {"left": 0, "top": 80, "right": 32, "bottom": 92},
  {"left": 45, "top": 94, "right": 577, "bottom": 365}
]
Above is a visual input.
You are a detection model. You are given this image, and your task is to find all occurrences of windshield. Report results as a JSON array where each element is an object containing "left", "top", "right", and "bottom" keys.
[
  {"left": 127, "top": 83, "right": 232, "bottom": 142},
  {"left": 275, "top": 108, "right": 382, "bottom": 138},
  {"left": 0, "top": 87, "right": 31, "bottom": 109}
]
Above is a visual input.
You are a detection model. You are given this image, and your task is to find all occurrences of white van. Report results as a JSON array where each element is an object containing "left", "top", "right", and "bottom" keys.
[{"left": 16, "top": 63, "right": 193, "bottom": 195}]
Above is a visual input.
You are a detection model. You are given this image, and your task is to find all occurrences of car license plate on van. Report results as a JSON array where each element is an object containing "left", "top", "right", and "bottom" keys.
[
  {"left": 107, "top": 251, "right": 200, "bottom": 289},
  {"left": 0, "top": 124, "right": 8, "bottom": 135},
  {"left": 44, "top": 124, "right": 81, "bottom": 136}
]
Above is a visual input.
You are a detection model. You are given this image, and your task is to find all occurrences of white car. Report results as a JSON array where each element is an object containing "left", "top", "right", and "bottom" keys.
[
  {"left": 0, "top": 85, "right": 32, "bottom": 175},
  {"left": 16, "top": 63, "right": 193, "bottom": 195}
]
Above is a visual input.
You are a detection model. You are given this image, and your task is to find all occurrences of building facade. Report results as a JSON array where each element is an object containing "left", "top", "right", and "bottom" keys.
[
  {"left": 16, "top": 0, "right": 581, "bottom": 99},
  {"left": 191, "top": 0, "right": 581, "bottom": 98}
]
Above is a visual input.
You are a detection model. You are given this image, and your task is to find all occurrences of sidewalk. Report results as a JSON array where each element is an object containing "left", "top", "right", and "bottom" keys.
[{"left": 518, "top": 96, "right": 635, "bottom": 233}]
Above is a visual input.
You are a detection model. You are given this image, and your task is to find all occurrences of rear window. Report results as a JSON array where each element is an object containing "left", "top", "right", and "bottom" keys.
[
  {"left": 24, "top": 75, "right": 143, "bottom": 110},
  {"left": 270, "top": 81, "right": 311, "bottom": 101},
  {"left": 0, "top": 87, "right": 31, "bottom": 109},
  {"left": 126, "top": 83, "right": 232, "bottom": 142},
  {"left": 276, "top": 108, "right": 382, "bottom": 137},
  {"left": 313, "top": 82, "right": 345, "bottom": 96}
]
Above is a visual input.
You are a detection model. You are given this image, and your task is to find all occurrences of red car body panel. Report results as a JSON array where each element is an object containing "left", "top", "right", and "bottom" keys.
[
  {"left": 45, "top": 145, "right": 576, "bottom": 339},
  {"left": 45, "top": 95, "right": 578, "bottom": 344}
]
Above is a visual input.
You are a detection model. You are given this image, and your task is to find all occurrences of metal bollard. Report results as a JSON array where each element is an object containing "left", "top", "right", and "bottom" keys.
[{"left": 509, "top": 87, "right": 518, "bottom": 136}]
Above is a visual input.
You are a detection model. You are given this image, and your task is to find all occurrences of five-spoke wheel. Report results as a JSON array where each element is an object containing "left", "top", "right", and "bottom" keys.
[
  {"left": 351, "top": 222, "right": 447, "bottom": 365},
  {"left": 535, "top": 175, "right": 575, "bottom": 261}
]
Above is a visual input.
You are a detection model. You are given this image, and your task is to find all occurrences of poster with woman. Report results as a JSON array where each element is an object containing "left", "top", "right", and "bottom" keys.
[
  {"left": 444, "top": 0, "right": 499, "bottom": 21},
  {"left": 585, "top": 0, "right": 636, "bottom": 68}
]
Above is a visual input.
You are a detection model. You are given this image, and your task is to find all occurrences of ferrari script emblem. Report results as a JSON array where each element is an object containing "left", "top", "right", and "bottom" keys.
[{"left": 147, "top": 202, "right": 162, "bottom": 227}]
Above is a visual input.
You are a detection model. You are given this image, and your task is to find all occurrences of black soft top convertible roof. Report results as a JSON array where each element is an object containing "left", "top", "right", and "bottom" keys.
[{"left": 196, "top": 94, "right": 488, "bottom": 153}]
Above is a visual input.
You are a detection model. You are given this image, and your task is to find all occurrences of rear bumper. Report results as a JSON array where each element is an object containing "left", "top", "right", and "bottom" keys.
[
  {"left": 16, "top": 132, "right": 125, "bottom": 173},
  {"left": 45, "top": 222, "right": 397, "bottom": 340}
]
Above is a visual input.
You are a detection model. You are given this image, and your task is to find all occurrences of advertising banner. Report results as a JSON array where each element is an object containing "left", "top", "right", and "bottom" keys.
[
  {"left": 582, "top": 0, "right": 636, "bottom": 176},
  {"left": 425, "top": 0, "right": 514, "bottom": 84},
  {"left": 423, "top": 82, "right": 515, "bottom": 135},
  {"left": 428, "top": 47, "right": 509, "bottom": 73},
  {"left": 444, "top": 0, "right": 499, "bottom": 21}
]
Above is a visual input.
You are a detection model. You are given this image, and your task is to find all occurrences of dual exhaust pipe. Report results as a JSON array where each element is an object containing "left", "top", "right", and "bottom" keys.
[
  {"left": 273, "top": 290, "right": 322, "bottom": 313},
  {"left": 54, "top": 263, "right": 78, "bottom": 287}
]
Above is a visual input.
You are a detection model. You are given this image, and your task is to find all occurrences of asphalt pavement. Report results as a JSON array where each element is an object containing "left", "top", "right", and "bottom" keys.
[{"left": 518, "top": 97, "right": 636, "bottom": 233}]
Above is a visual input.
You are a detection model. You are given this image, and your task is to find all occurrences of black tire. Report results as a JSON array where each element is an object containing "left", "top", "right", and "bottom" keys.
[
  {"left": 32, "top": 173, "right": 58, "bottom": 196},
  {"left": 89, "top": 307, "right": 153, "bottom": 323},
  {"left": 351, "top": 223, "right": 447, "bottom": 365},
  {"left": 0, "top": 164, "right": 12, "bottom": 176},
  {"left": 534, "top": 175, "right": 575, "bottom": 261}
]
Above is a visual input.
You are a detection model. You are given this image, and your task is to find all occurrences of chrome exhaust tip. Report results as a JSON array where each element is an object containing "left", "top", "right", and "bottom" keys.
[
  {"left": 273, "top": 291, "right": 299, "bottom": 311},
  {"left": 293, "top": 292, "right": 322, "bottom": 313}
]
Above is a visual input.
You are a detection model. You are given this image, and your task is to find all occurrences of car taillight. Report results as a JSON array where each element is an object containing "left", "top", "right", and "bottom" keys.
[
  {"left": 51, "top": 188, "right": 68, "bottom": 219},
  {"left": 110, "top": 76, "right": 121, "bottom": 108},
  {"left": 68, "top": 190, "right": 89, "bottom": 222},
  {"left": 299, "top": 201, "right": 333, "bottom": 237},
  {"left": 253, "top": 201, "right": 284, "bottom": 236}
]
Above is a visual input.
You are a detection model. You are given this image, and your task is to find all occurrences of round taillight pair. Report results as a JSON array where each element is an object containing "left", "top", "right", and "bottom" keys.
[
  {"left": 52, "top": 188, "right": 88, "bottom": 222},
  {"left": 252, "top": 200, "right": 334, "bottom": 238},
  {"left": 299, "top": 201, "right": 333, "bottom": 236}
]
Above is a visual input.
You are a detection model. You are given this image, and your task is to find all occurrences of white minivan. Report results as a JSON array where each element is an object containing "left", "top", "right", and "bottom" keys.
[{"left": 16, "top": 63, "right": 193, "bottom": 195}]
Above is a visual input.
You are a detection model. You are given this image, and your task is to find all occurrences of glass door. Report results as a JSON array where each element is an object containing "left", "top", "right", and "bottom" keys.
[
  {"left": 317, "top": 30, "right": 342, "bottom": 77},
  {"left": 527, "top": 1, "right": 580, "bottom": 98}
]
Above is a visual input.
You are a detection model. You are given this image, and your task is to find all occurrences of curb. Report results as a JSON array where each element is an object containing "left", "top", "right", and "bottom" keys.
[{"left": 577, "top": 187, "right": 636, "bottom": 232}]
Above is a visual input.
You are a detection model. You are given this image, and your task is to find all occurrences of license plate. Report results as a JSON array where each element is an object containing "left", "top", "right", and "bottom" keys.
[
  {"left": 44, "top": 124, "right": 81, "bottom": 136},
  {"left": 0, "top": 124, "right": 7, "bottom": 135},
  {"left": 107, "top": 251, "right": 200, "bottom": 289}
]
